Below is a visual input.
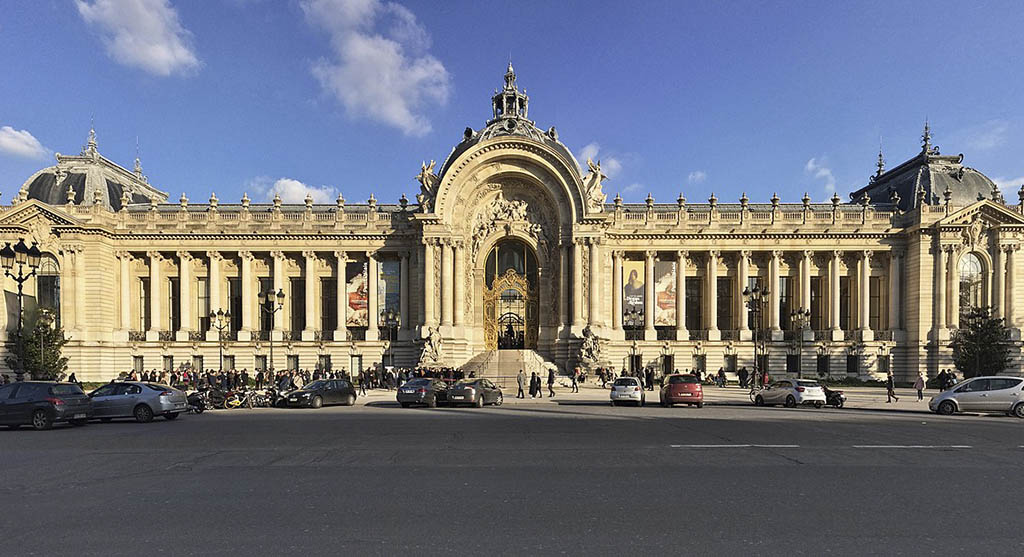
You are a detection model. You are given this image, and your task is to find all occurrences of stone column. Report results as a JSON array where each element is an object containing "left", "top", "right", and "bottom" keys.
[
  {"left": 559, "top": 243, "right": 570, "bottom": 330},
  {"left": 830, "top": 251, "right": 841, "bottom": 332},
  {"left": 738, "top": 250, "right": 750, "bottom": 333},
  {"left": 947, "top": 248, "right": 958, "bottom": 329},
  {"left": 589, "top": 239, "right": 600, "bottom": 326},
  {"left": 335, "top": 251, "right": 347, "bottom": 341},
  {"left": 572, "top": 239, "right": 584, "bottom": 328},
  {"left": 769, "top": 250, "right": 781, "bottom": 332},
  {"left": 239, "top": 251, "right": 254, "bottom": 338},
  {"left": 644, "top": 250, "right": 655, "bottom": 337},
  {"left": 801, "top": 250, "right": 812, "bottom": 313},
  {"left": 888, "top": 250, "right": 901, "bottom": 331},
  {"left": 707, "top": 250, "right": 719, "bottom": 333},
  {"left": 118, "top": 251, "right": 132, "bottom": 330},
  {"left": 367, "top": 251, "right": 379, "bottom": 339},
  {"left": 147, "top": 251, "right": 162, "bottom": 333},
  {"left": 400, "top": 251, "right": 410, "bottom": 331},
  {"left": 207, "top": 251, "right": 222, "bottom": 337},
  {"left": 302, "top": 251, "right": 317, "bottom": 340},
  {"left": 859, "top": 250, "right": 872, "bottom": 331},
  {"left": 676, "top": 250, "right": 687, "bottom": 337},
  {"left": 936, "top": 246, "right": 947, "bottom": 331},
  {"left": 177, "top": 251, "right": 192, "bottom": 340},
  {"left": 271, "top": 251, "right": 285, "bottom": 333},
  {"left": 423, "top": 240, "right": 437, "bottom": 327},
  {"left": 74, "top": 248, "right": 85, "bottom": 332},
  {"left": 612, "top": 251, "right": 623, "bottom": 331},
  {"left": 454, "top": 241, "right": 465, "bottom": 327},
  {"left": 440, "top": 241, "right": 453, "bottom": 327},
  {"left": 994, "top": 244, "right": 1005, "bottom": 320},
  {"left": 1006, "top": 245, "right": 1017, "bottom": 326}
]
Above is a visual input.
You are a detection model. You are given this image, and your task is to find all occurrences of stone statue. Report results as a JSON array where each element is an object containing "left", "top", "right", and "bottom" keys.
[
  {"left": 578, "top": 325, "right": 603, "bottom": 368},
  {"left": 420, "top": 326, "right": 443, "bottom": 364},
  {"left": 415, "top": 160, "right": 439, "bottom": 211},
  {"left": 582, "top": 158, "right": 607, "bottom": 213}
]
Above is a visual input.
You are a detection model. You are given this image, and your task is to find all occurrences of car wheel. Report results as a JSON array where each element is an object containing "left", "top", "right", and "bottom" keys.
[
  {"left": 696, "top": 401, "right": 704, "bottom": 409},
  {"left": 311, "top": 396, "right": 323, "bottom": 409},
  {"left": 343, "top": 394, "right": 355, "bottom": 407},
  {"left": 1014, "top": 403, "right": 1024, "bottom": 419},
  {"left": 754, "top": 395, "right": 764, "bottom": 407},
  {"left": 494, "top": 393, "right": 503, "bottom": 407},
  {"left": 474, "top": 395, "right": 484, "bottom": 408},
  {"left": 785, "top": 396, "right": 797, "bottom": 408},
  {"left": 937, "top": 400, "right": 956, "bottom": 416},
  {"left": 69, "top": 419, "right": 88, "bottom": 426},
  {"left": 31, "top": 409, "right": 53, "bottom": 431},
  {"left": 134, "top": 404, "right": 154, "bottom": 423},
  {"left": 427, "top": 395, "right": 437, "bottom": 408},
  {"left": 814, "top": 402, "right": 823, "bottom": 409},
  {"left": 164, "top": 413, "right": 179, "bottom": 420}
]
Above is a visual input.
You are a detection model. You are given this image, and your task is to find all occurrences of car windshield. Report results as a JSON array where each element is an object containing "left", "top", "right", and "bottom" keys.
[
  {"left": 454, "top": 380, "right": 478, "bottom": 387},
  {"left": 145, "top": 383, "right": 171, "bottom": 391},
  {"left": 797, "top": 381, "right": 820, "bottom": 387},
  {"left": 303, "top": 380, "right": 328, "bottom": 390},
  {"left": 50, "top": 384, "right": 84, "bottom": 396},
  {"left": 668, "top": 375, "right": 698, "bottom": 384},
  {"left": 613, "top": 378, "right": 637, "bottom": 387},
  {"left": 405, "top": 378, "right": 430, "bottom": 386}
]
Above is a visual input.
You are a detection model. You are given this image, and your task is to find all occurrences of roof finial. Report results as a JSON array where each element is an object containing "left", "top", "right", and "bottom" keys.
[
  {"left": 876, "top": 141, "right": 885, "bottom": 177},
  {"left": 84, "top": 118, "right": 98, "bottom": 156},
  {"left": 921, "top": 119, "right": 931, "bottom": 153},
  {"left": 134, "top": 136, "right": 143, "bottom": 175}
]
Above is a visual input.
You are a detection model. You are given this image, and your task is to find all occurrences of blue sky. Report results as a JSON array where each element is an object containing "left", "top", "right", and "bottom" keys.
[{"left": 2, "top": 0, "right": 1023, "bottom": 206}]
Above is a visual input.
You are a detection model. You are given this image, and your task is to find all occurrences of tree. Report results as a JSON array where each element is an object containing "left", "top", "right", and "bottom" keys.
[
  {"left": 950, "top": 306, "right": 1011, "bottom": 379},
  {"left": 4, "top": 310, "right": 70, "bottom": 381}
]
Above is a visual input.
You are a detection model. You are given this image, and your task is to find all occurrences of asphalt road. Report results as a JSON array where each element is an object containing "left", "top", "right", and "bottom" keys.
[{"left": 3, "top": 400, "right": 1023, "bottom": 556}]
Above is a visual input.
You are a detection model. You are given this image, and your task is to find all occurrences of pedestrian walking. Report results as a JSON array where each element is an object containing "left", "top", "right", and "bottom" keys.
[
  {"left": 517, "top": 369, "right": 526, "bottom": 399},
  {"left": 529, "top": 372, "right": 540, "bottom": 398},
  {"left": 886, "top": 371, "right": 899, "bottom": 403},
  {"left": 571, "top": 367, "right": 579, "bottom": 393},
  {"left": 913, "top": 372, "right": 925, "bottom": 401},
  {"left": 547, "top": 368, "right": 556, "bottom": 398},
  {"left": 645, "top": 367, "right": 654, "bottom": 391},
  {"left": 358, "top": 371, "right": 368, "bottom": 396}
]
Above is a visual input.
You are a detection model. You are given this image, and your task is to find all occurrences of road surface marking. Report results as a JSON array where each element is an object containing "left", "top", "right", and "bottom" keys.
[
  {"left": 852, "top": 445, "right": 973, "bottom": 449},
  {"left": 670, "top": 444, "right": 800, "bottom": 448}
]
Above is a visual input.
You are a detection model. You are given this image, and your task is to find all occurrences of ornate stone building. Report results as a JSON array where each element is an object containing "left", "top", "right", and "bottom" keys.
[{"left": 3, "top": 66, "right": 1023, "bottom": 381}]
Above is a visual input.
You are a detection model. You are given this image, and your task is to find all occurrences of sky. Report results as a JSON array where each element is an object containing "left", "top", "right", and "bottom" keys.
[{"left": 2, "top": 0, "right": 1023, "bottom": 206}]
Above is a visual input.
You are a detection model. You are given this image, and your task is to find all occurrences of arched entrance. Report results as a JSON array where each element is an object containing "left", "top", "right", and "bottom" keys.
[{"left": 483, "top": 240, "right": 538, "bottom": 350}]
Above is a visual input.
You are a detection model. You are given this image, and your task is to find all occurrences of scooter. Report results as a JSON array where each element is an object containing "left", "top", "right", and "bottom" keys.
[
  {"left": 186, "top": 390, "right": 207, "bottom": 414},
  {"left": 822, "top": 385, "right": 846, "bottom": 408}
]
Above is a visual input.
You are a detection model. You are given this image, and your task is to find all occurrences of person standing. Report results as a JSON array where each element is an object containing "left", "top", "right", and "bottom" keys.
[
  {"left": 913, "top": 372, "right": 926, "bottom": 401},
  {"left": 571, "top": 367, "right": 580, "bottom": 393},
  {"left": 547, "top": 368, "right": 556, "bottom": 398},
  {"left": 529, "top": 372, "right": 539, "bottom": 398},
  {"left": 517, "top": 369, "right": 526, "bottom": 399},
  {"left": 886, "top": 371, "right": 899, "bottom": 403}
]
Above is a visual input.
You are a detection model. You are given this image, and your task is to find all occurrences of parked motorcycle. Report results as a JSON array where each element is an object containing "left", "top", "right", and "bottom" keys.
[
  {"left": 186, "top": 391, "right": 207, "bottom": 414},
  {"left": 822, "top": 385, "right": 846, "bottom": 408}
]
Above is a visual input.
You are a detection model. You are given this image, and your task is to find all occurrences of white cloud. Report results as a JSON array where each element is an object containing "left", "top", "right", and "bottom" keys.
[
  {"left": 303, "top": 0, "right": 451, "bottom": 136},
  {"left": 76, "top": 0, "right": 200, "bottom": 77},
  {"left": 622, "top": 183, "right": 642, "bottom": 193},
  {"left": 687, "top": 170, "right": 707, "bottom": 184},
  {"left": 576, "top": 142, "right": 622, "bottom": 178},
  {"left": 805, "top": 157, "right": 836, "bottom": 194},
  {"left": 0, "top": 126, "right": 50, "bottom": 160},
  {"left": 960, "top": 119, "right": 1010, "bottom": 151},
  {"left": 994, "top": 175, "right": 1024, "bottom": 199},
  {"left": 249, "top": 176, "right": 339, "bottom": 203}
]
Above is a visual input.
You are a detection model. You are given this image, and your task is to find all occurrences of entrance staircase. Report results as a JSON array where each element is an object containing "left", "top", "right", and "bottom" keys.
[{"left": 460, "top": 350, "right": 558, "bottom": 389}]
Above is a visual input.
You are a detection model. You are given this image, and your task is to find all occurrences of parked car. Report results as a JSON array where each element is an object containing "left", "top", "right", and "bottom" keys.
[
  {"left": 89, "top": 382, "right": 188, "bottom": 422},
  {"left": 0, "top": 381, "right": 92, "bottom": 430},
  {"left": 397, "top": 378, "right": 449, "bottom": 408},
  {"left": 929, "top": 376, "right": 1024, "bottom": 417},
  {"left": 448, "top": 379, "right": 503, "bottom": 408},
  {"left": 753, "top": 379, "right": 826, "bottom": 408},
  {"left": 660, "top": 374, "right": 704, "bottom": 407},
  {"left": 286, "top": 379, "right": 357, "bottom": 408},
  {"left": 610, "top": 377, "right": 645, "bottom": 406}
]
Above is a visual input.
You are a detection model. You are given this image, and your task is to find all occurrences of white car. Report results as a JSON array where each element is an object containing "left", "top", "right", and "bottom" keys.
[
  {"left": 928, "top": 376, "right": 1024, "bottom": 417},
  {"left": 753, "top": 379, "right": 826, "bottom": 408},
  {"left": 610, "top": 377, "right": 646, "bottom": 406}
]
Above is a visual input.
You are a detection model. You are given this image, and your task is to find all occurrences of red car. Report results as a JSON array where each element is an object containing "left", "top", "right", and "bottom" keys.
[{"left": 660, "top": 374, "right": 704, "bottom": 407}]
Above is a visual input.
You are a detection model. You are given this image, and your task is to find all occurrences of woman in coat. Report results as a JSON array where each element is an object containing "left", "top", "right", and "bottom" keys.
[{"left": 913, "top": 372, "right": 926, "bottom": 401}]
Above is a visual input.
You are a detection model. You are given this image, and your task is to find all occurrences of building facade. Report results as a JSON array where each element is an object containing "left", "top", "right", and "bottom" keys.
[{"left": 3, "top": 66, "right": 1023, "bottom": 381}]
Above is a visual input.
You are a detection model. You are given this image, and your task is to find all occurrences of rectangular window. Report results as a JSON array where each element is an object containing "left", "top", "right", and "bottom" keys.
[
  {"left": 878, "top": 354, "right": 890, "bottom": 373},
  {"left": 779, "top": 276, "right": 793, "bottom": 330},
  {"left": 691, "top": 354, "right": 706, "bottom": 373},
  {"left": 746, "top": 276, "right": 763, "bottom": 330},
  {"left": 139, "top": 278, "right": 151, "bottom": 331},
  {"left": 809, "top": 277, "right": 823, "bottom": 331},
  {"left": 290, "top": 278, "right": 305, "bottom": 332},
  {"left": 786, "top": 354, "right": 800, "bottom": 374},
  {"left": 168, "top": 277, "right": 180, "bottom": 332},
  {"left": 757, "top": 354, "right": 769, "bottom": 374},
  {"left": 685, "top": 277, "right": 702, "bottom": 332},
  {"left": 133, "top": 355, "right": 144, "bottom": 373},
  {"left": 197, "top": 277, "right": 209, "bottom": 332},
  {"left": 717, "top": 277, "right": 732, "bottom": 331},
  {"left": 228, "top": 278, "right": 242, "bottom": 333},
  {"left": 350, "top": 355, "right": 363, "bottom": 377},
  {"left": 322, "top": 278, "right": 338, "bottom": 332},
  {"left": 258, "top": 277, "right": 273, "bottom": 333},
  {"left": 287, "top": 354, "right": 300, "bottom": 371},
  {"left": 869, "top": 276, "right": 885, "bottom": 331},
  {"left": 817, "top": 354, "right": 830, "bottom": 377},
  {"left": 38, "top": 275, "right": 60, "bottom": 325},
  {"left": 162, "top": 355, "right": 173, "bottom": 372},
  {"left": 223, "top": 355, "right": 235, "bottom": 370},
  {"left": 839, "top": 276, "right": 851, "bottom": 331},
  {"left": 724, "top": 354, "right": 737, "bottom": 372},
  {"left": 318, "top": 355, "right": 332, "bottom": 372},
  {"left": 191, "top": 355, "right": 203, "bottom": 371},
  {"left": 846, "top": 354, "right": 859, "bottom": 375},
  {"left": 255, "top": 355, "right": 267, "bottom": 372}
]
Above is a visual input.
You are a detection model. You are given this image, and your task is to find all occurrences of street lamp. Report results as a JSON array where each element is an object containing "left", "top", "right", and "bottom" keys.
[
  {"left": 258, "top": 289, "right": 285, "bottom": 375},
  {"left": 2, "top": 239, "right": 42, "bottom": 381},
  {"left": 380, "top": 308, "right": 400, "bottom": 370},
  {"left": 742, "top": 284, "right": 770, "bottom": 390},
  {"left": 210, "top": 309, "right": 231, "bottom": 372},
  {"left": 790, "top": 307, "right": 811, "bottom": 379}
]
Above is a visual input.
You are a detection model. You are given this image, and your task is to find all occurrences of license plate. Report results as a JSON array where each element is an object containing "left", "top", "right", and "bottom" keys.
[
  {"left": 679, "top": 393, "right": 691, "bottom": 396},
  {"left": 74, "top": 413, "right": 86, "bottom": 419},
  {"left": 289, "top": 397, "right": 297, "bottom": 402},
  {"left": 452, "top": 395, "right": 465, "bottom": 400},
  {"left": 402, "top": 389, "right": 415, "bottom": 394}
]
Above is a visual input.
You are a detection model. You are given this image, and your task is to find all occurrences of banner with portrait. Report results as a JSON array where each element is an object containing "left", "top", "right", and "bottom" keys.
[
  {"left": 654, "top": 260, "right": 677, "bottom": 326},
  {"left": 378, "top": 258, "right": 401, "bottom": 323},
  {"left": 346, "top": 260, "right": 368, "bottom": 327},
  {"left": 622, "top": 260, "right": 645, "bottom": 326}
]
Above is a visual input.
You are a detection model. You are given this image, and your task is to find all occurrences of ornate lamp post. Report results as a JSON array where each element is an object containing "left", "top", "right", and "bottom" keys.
[
  {"left": 258, "top": 289, "right": 285, "bottom": 374},
  {"left": 380, "top": 308, "right": 400, "bottom": 369},
  {"left": 742, "top": 284, "right": 770, "bottom": 390},
  {"left": 790, "top": 307, "right": 811, "bottom": 379},
  {"left": 210, "top": 309, "right": 231, "bottom": 372},
  {"left": 2, "top": 239, "right": 42, "bottom": 381}
]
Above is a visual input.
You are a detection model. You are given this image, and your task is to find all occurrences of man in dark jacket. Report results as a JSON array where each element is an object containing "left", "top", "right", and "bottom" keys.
[
  {"left": 547, "top": 368, "right": 556, "bottom": 398},
  {"left": 645, "top": 367, "right": 655, "bottom": 391}
]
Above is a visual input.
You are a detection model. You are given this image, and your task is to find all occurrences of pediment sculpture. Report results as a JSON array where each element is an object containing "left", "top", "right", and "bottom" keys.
[
  {"left": 582, "top": 158, "right": 607, "bottom": 213},
  {"left": 415, "top": 160, "right": 440, "bottom": 212}
]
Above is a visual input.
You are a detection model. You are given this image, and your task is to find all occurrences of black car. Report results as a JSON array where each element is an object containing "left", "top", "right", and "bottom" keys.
[
  {"left": 447, "top": 379, "right": 503, "bottom": 408},
  {"left": 0, "top": 381, "right": 93, "bottom": 430},
  {"left": 397, "top": 378, "right": 449, "bottom": 408},
  {"left": 285, "top": 379, "right": 357, "bottom": 408}
]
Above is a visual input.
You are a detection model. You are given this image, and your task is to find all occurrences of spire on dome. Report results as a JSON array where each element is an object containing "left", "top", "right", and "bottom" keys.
[
  {"left": 491, "top": 63, "right": 529, "bottom": 123},
  {"left": 83, "top": 120, "right": 98, "bottom": 157},
  {"left": 134, "top": 136, "right": 143, "bottom": 176},
  {"left": 876, "top": 145, "right": 885, "bottom": 177},
  {"left": 921, "top": 119, "right": 931, "bottom": 153}
]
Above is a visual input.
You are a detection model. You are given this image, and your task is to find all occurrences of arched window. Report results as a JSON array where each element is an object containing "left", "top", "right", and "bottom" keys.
[
  {"left": 958, "top": 252, "right": 984, "bottom": 317},
  {"left": 38, "top": 254, "right": 61, "bottom": 326}
]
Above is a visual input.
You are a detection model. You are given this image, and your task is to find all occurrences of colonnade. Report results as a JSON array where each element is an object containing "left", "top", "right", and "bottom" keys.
[{"left": 934, "top": 243, "right": 1017, "bottom": 332}]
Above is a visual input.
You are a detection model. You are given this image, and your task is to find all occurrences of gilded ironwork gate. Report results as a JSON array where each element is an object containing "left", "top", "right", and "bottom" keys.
[{"left": 483, "top": 269, "right": 538, "bottom": 350}]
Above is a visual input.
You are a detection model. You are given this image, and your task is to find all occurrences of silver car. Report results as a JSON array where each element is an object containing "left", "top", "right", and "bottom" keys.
[
  {"left": 89, "top": 382, "right": 188, "bottom": 423},
  {"left": 610, "top": 377, "right": 646, "bottom": 406},
  {"left": 929, "top": 376, "right": 1024, "bottom": 417},
  {"left": 753, "top": 379, "right": 826, "bottom": 408}
]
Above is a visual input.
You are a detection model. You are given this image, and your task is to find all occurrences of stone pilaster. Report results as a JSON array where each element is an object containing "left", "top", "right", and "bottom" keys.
[
  {"left": 176, "top": 251, "right": 193, "bottom": 341},
  {"left": 612, "top": 250, "right": 622, "bottom": 331},
  {"left": 644, "top": 250, "right": 655, "bottom": 338},
  {"left": 146, "top": 251, "right": 162, "bottom": 339},
  {"left": 302, "top": 250, "right": 317, "bottom": 341},
  {"left": 335, "top": 251, "right": 348, "bottom": 341},
  {"left": 676, "top": 250, "right": 687, "bottom": 337},
  {"left": 367, "top": 250, "right": 379, "bottom": 339}
]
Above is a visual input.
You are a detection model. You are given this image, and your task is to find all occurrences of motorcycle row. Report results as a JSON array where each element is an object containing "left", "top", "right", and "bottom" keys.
[{"left": 186, "top": 385, "right": 297, "bottom": 413}]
